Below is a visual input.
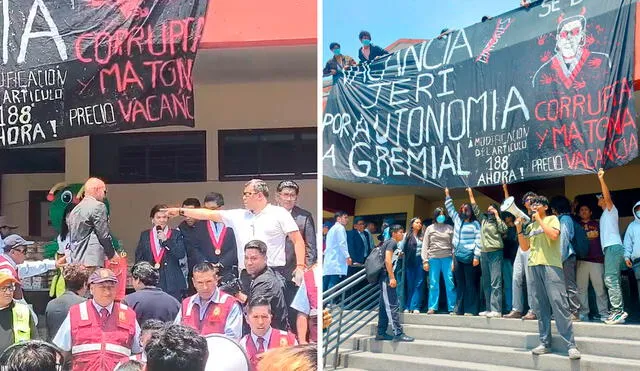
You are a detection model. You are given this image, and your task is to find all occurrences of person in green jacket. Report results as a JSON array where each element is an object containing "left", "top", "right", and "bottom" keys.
[{"left": 467, "top": 188, "right": 507, "bottom": 318}]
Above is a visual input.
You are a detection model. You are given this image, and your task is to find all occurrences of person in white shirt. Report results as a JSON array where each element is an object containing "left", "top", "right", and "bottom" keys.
[
  {"left": 596, "top": 168, "right": 627, "bottom": 325},
  {"left": 162, "top": 179, "right": 307, "bottom": 285},
  {"left": 322, "top": 212, "right": 351, "bottom": 291}
]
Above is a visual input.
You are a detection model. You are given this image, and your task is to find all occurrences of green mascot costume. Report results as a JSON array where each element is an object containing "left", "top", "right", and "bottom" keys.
[{"left": 43, "top": 182, "right": 123, "bottom": 298}]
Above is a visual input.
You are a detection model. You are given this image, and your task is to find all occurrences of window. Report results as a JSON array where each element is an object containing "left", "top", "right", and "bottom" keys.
[
  {"left": 90, "top": 131, "right": 206, "bottom": 184},
  {"left": 0, "top": 148, "right": 65, "bottom": 173},
  {"left": 218, "top": 128, "right": 316, "bottom": 181}
]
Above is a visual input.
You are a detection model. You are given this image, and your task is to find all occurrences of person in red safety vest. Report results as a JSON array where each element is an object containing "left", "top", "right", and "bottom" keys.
[
  {"left": 240, "top": 296, "right": 297, "bottom": 370},
  {"left": 290, "top": 264, "right": 319, "bottom": 343},
  {"left": 175, "top": 262, "right": 243, "bottom": 340},
  {"left": 52, "top": 268, "right": 141, "bottom": 371}
]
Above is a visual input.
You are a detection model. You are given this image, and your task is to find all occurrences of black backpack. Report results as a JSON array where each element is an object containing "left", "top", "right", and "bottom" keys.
[
  {"left": 364, "top": 245, "right": 385, "bottom": 284},
  {"left": 563, "top": 215, "right": 590, "bottom": 259}
]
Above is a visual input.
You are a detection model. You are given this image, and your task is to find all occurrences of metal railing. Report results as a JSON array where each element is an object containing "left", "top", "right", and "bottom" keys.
[{"left": 322, "top": 256, "right": 407, "bottom": 369}]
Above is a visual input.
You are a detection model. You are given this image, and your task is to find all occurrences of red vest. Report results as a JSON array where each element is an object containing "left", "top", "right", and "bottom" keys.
[
  {"left": 69, "top": 300, "right": 137, "bottom": 371},
  {"left": 0, "top": 255, "right": 23, "bottom": 299},
  {"left": 304, "top": 269, "right": 318, "bottom": 343},
  {"left": 180, "top": 291, "right": 236, "bottom": 336},
  {"left": 242, "top": 329, "right": 297, "bottom": 370}
]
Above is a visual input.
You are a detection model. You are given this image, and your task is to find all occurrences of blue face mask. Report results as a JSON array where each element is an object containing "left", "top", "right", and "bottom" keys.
[
  {"left": 436, "top": 215, "right": 446, "bottom": 224},
  {"left": 333, "top": 49, "right": 341, "bottom": 56},
  {"left": 636, "top": 210, "right": 640, "bottom": 219},
  {"left": 362, "top": 39, "right": 371, "bottom": 46}
]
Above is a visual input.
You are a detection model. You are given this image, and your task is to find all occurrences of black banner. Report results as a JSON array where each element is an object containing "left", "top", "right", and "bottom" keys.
[
  {"left": 323, "top": 0, "right": 638, "bottom": 188},
  {"left": 0, "top": 0, "right": 207, "bottom": 148}
]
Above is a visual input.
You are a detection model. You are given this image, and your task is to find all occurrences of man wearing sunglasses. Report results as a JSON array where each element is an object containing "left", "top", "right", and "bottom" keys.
[
  {"left": 0, "top": 272, "right": 38, "bottom": 355},
  {"left": 163, "top": 180, "right": 307, "bottom": 286},
  {"left": 0, "top": 235, "right": 64, "bottom": 301}
]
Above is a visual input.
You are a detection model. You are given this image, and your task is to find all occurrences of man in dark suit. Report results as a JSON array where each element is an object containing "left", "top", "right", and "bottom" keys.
[
  {"left": 178, "top": 198, "right": 201, "bottom": 296},
  {"left": 347, "top": 217, "right": 372, "bottom": 273},
  {"left": 45, "top": 263, "right": 88, "bottom": 341},
  {"left": 122, "top": 262, "right": 181, "bottom": 324},
  {"left": 277, "top": 180, "right": 316, "bottom": 335},
  {"left": 189, "top": 193, "right": 238, "bottom": 277}
]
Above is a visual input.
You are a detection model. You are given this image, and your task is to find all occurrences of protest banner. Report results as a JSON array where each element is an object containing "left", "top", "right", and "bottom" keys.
[
  {"left": 323, "top": 0, "right": 637, "bottom": 188},
  {"left": 0, "top": 0, "right": 207, "bottom": 148}
]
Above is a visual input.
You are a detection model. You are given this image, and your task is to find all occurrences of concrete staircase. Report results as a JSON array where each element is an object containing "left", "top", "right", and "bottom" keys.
[{"left": 327, "top": 312, "right": 640, "bottom": 370}]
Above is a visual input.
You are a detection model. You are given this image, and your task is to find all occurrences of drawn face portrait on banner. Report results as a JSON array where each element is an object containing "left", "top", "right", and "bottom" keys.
[{"left": 556, "top": 16, "right": 586, "bottom": 62}]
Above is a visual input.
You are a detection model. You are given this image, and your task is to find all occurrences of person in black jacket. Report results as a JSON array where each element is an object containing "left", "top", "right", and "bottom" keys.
[
  {"left": 122, "top": 262, "right": 180, "bottom": 324},
  {"left": 237, "top": 240, "right": 289, "bottom": 331},
  {"left": 358, "top": 30, "right": 390, "bottom": 64},
  {"left": 277, "top": 180, "right": 317, "bottom": 335},
  {"left": 135, "top": 204, "right": 187, "bottom": 300},
  {"left": 178, "top": 197, "right": 201, "bottom": 296}
]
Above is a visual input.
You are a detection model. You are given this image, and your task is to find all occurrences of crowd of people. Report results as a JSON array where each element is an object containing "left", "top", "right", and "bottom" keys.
[
  {"left": 323, "top": 169, "right": 640, "bottom": 359},
  {"left": 0, "top": 177, "right": 319, "bottom": 370}
]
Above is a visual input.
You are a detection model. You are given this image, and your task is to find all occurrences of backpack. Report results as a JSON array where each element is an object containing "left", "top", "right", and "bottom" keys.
[
  {"left": 364, "top": 245, "right": 385, "bottom": 284},
  {"left": 563, "top": 215, "right": 589, "bottom": 259}
]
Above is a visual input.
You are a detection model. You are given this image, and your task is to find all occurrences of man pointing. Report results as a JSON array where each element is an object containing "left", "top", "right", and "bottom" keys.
[{"left": 163, "top": 179, "right": 307, "bottom": 285}]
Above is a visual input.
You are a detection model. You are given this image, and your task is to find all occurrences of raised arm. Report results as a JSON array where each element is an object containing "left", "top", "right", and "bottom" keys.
[
  {"left": 503, "top": 183, "right": 510, "bottom": 200},
  {"left": 597, "top": 169, "right": 614, "bottom": 211},
  {"left": 162, "top": 207, "right": 224, "bottom": 223},
  {"left": 444, "top": 188, "right": 460, "bottom": 224},
  {"left": 468, "top": 188, "right": 485, "bottom": 222}
]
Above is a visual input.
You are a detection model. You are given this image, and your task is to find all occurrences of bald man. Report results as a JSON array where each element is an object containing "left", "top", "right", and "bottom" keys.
[{"left": 67, "top": 178, "right": 118, "bottom": 269}]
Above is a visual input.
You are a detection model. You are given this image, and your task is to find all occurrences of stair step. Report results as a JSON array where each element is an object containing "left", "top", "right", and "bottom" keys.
[
  {"left": 342, "top": 351, "right": 535, "bottom": 371},
  {"left": 357, "top": 323, "right": 640, "bottom": 360},
  {"left": 393, "top": 313, "right": 640, "bottom": 341},
  {"left": 356, "top": 337, "right": 640, "bottom": 370}
]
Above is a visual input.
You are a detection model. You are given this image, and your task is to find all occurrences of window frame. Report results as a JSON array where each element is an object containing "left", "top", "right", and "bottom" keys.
[
  {"left": 89, "top": 131, "right": 207, "bottom": 184},
  {"left": 218, "top": 127, "right": 317, "bottom": 182}
]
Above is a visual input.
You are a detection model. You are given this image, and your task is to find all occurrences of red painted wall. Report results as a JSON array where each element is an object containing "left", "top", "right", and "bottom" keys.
[{"left": 200, "top": 1, "right": 317, "bottom": 48}]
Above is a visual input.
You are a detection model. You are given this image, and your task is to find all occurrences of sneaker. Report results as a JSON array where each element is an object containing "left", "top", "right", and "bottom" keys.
[
  {"left": 427, "top": 309, "right": 436, "bottom": 315},
  {"left": 486, "top": 311, "right": 502, "bottom": 318},
  {"left": 570, "top": 314, "right": 581, "bottom": 322},
  {"left": 579, "top": 314, "right": 590, "bottom": 322},
  {"left": 479, "top": 311, "right": 489, "bottom": 316},
  {"left": 464, "top": 313, "right": 475, "bottom": 316},
  {"left": 375, "top": 333, "right": 394, "bottom": 341},
  {"left": 449, "top": 312, "right": 456, "bottom": 316},
  {"left": 523, "top": 311, "right": 537, "bottom": 320},
  {"left": 403, "top": 309, "right": 409, "bottom": 313},
  {"left": 531, "top": 344, "right": 551, "bottom": 355},
  {"left": 568, "top": 347, "right": 581, "bottom": 360},
  {"left": 412, "top": 310, "right": 420, "bottom": 314},
  {"left": 605, "top": 311, "right": 628, "bottom": 325},
  {"left": 393, "top": 333, "right": 415, "bottom": 342},
  {"left": 504, "top": 310, "right": 522, "bottom": 319},
  {"left": 599, "top": 315, "right": 608, "bottom": 322}
]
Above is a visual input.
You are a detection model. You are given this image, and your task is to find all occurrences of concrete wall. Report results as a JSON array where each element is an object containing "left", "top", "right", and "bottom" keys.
[{"left": 2, "top": 78, "right": 318, "bottom": 255}]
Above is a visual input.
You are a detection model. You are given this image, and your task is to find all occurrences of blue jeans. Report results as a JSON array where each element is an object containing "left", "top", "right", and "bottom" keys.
[
  {"left": 502, "top": 259, "right": 513, "bottom": 312},
  {"left": 323, "top": 275, "right": 343, "bottom": 291},
  {"left": 405, "top": 258, "right": 425, "bottom": 311},
  {"left": 428, "top": 256, "right": 456, "bottom": 312}
]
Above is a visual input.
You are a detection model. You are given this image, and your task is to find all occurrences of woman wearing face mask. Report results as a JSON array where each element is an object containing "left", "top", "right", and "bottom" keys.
[
  {"left": 135, "top": 204, "right": 187, "bottom": 301},
  {"left": 445, "top": 188, "right": 481, "bottom": 316},
  {"left": 358, "top": 30, "right": 390, "bottom": 63},
  {"left": 402, "top": 217, "right": 425, "bottom": 314},
  {"left": 422, "top": 208, "right": 456, "bottom": 314},
  {"left": 467, "top": 188, "right": 507, "bottom": 318}
]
